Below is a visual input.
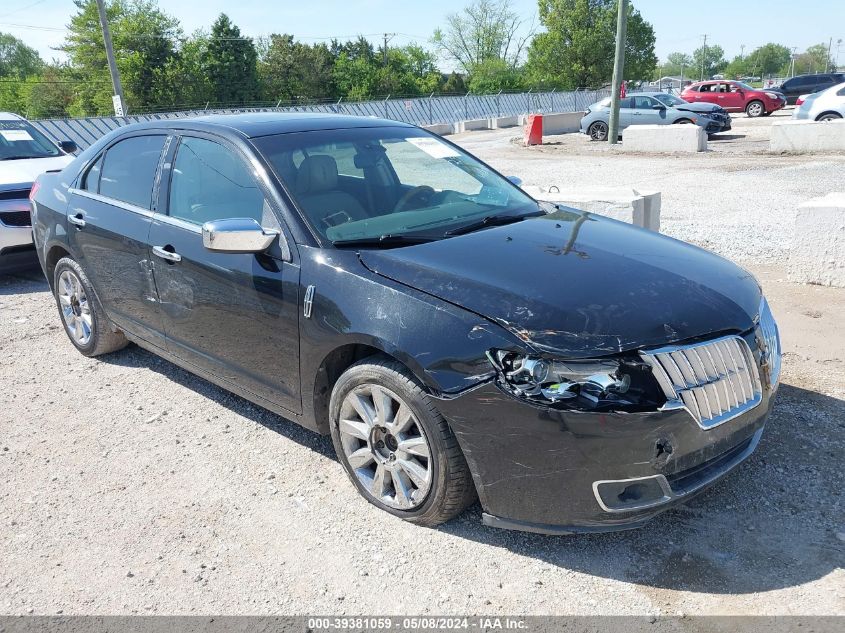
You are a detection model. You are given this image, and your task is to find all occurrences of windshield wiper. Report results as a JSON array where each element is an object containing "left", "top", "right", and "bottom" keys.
[
  {"left": 332, "top": 234, "right": 435, "bottom": 248},
  {"left": 444, "top": 210, "right": 544, "bottom": 236}
]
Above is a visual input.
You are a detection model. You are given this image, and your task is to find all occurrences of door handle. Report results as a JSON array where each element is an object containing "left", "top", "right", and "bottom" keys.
[
  {"left": 67, "top": 213, "right": 86, "bottom": 228},
  {"left": 152, "top": 245, "right": 182, "bottom": 263}
]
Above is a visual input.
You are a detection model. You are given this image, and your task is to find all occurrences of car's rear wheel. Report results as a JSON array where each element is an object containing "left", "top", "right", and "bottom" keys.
[
  {"left": 53, "top": 257, "right": 127, "bottom": 357},
  {"left": 746, "top": 100, "right": 764, "bottom": 117},
  {"left": 674, "top": 118, "right": 693, "bottom": 124},
  {"left": 329, "top": 357, "right": 476, "bottom": 526},
  {"left": 588, "top": 121, "right": 608, "bottom": 141},
  {"left": 817, "top": 112, "right": 843, "bottom": 122}
]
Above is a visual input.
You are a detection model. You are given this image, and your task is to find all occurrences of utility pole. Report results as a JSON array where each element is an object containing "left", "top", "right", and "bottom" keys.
[
  {"left": 95, "top": 0, "right": 126, "bottom": 116},
  {"left": 700, "top": 34, "right": 708, "bottom": 81},
  {"left": 382, "top": 33, "right": 396, "bottom": 66},
  {"left": 827, "top": 37, "right": 833, "bottom": 72},
  {"left": 740, "top": 44, "right": 745, "bottom": 60},
  {"left": 607, "top": 0, "right": 628, "bottom": 144},
  {"left": 790, "top": 47, "right": 798, "bottom": 78}
]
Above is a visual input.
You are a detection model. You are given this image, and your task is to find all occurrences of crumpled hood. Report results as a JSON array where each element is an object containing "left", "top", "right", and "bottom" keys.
[
  {"left": 673, "top": 102, "right": 721, "bottom": 114},
  {"left": 360, "top": 210, "right": 761, "bottom": 357},
  {"left": 0, "top": 155, "right": 73, "bottom": 187}
]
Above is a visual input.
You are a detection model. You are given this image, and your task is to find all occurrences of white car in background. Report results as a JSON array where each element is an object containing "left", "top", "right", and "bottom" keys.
[
  {"left": 1, "top": 112, "right": 76, "bottom": 272},
  {"left": 792, "top": 82, "right": 845, "bottom": 121}
]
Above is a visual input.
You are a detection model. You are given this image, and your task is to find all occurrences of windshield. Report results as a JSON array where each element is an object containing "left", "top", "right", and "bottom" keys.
[
  {"left": 253, "top": 127, "right": 538, "bottom": 245},
  {"left": 0, "top": 120, "right": 61, "bottom": 160},
  {"left": 653, "top": 93, "right": 686, "bottom": 107},
  {"left": 736, "top": 82, "right": 754, "bottom": 91}
]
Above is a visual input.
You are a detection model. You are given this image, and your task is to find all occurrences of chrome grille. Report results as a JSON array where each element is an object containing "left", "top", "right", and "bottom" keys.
[
  {"left": 757, "top": 297, "right": 781, "bottom": 388},
  {"left": 642, "top": 335, "right": 762, "bottom": 429}
]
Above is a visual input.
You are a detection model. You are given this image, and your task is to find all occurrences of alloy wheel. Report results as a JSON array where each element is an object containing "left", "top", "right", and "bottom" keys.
[
  {"left": 747, "top": 102, "right": 763, "bottom": 117},
  {"left": 590, "top": 122, "right": 608, "bottom": 141},
  {"left": 337, "top": 384, "right": 433, "bottom": 510},
  {"left": 57, "top": 269, "right": 93, "bottom": 346}
]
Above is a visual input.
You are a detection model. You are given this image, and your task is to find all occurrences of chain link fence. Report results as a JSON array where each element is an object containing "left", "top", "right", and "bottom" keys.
[{"left": 30, "top": 89, "right": 609, "bottom": 152}]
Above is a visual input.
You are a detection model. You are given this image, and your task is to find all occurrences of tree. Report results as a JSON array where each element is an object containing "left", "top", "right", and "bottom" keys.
[
  {"left": 0, "top": 32, "right": 44, "bottom": 79},
  {"left": 203, "top": 13, "right": 260, "bottom": 105},
  {"left": 433, "top": 0, "right": 531, "bottom": 73},
  {"left": 692, "top": 43, "right": 726, "bottom": 80},
  {"left": 745, "top": 43, "right": 790, "bottom": 77},
  {"left": 661, "top": 52, "right": 692, "bottom": 77},
  {"left": 151, "top": 30, "right": 214, "bottom": 109},
  {"left": 526, "top": 0, "right": 657, "bottom": 89},
  {"left": 259, "top": 34, "right": 335, "bottom": 102},
  {"left": 61, "top": 0, "right": 181, "bottom": 115},
  {"left": 789, "top": 43, "right": 835, "bottom": 75},
  {"left": 443, "top": 71, "right": 468, "bottom": 93}
]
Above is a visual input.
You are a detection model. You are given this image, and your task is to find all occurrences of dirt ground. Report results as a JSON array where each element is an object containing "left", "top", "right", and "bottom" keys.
[{"left": 1, "top": 110, "right": 843, "bottom": 617}]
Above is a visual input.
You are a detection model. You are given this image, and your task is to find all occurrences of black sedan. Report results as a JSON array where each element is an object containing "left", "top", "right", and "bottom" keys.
[{"left": 30, "top": 114, "right": 781, "bottom": 534}]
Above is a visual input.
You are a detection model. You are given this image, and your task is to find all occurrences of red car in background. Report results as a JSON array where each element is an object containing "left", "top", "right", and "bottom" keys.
[{"left": 680, "top": 80, "right": 787, "bottom": 118}]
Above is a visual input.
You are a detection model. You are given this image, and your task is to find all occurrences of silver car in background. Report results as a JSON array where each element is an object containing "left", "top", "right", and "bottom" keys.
[
  {"left": 580, "top": 93, "right": 728, "bottom": 141},
  {"left": 792, "top": 82, "right": 845, "bottom": 121}
]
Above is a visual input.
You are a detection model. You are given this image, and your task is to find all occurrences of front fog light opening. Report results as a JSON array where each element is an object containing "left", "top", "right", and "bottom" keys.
[{"left": 487, "top": 350, "right": 665, "bottom": 412}]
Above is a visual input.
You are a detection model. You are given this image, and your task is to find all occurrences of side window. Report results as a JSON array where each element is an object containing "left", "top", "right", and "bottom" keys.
[
  {"left": 698, "top": 84, "right": 711, "bottom": 92},
  {"left": 169, "top": 136, "right": 274, "bottom": 227},
  {"left": 632, "top": 96, "right": 654, "bottom": 109},
  {"left": 81, "top": 154, "right": 103, "bottom": 192},
  {"left": 619, "top": 97, "right": 633, "bottom": 109},
  {"left": 99, "top": 135, "right": 166, "bottom": 209}
]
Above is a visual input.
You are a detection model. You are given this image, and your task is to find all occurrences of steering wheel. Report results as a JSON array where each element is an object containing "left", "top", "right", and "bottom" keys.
[{"left": 393, "top": 185, "right": 435, "bottom": 212}]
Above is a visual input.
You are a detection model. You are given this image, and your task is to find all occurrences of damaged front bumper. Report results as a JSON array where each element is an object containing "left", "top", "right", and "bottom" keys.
[{"left": 435, "top": 330, "right": 778, "bottom": 534}]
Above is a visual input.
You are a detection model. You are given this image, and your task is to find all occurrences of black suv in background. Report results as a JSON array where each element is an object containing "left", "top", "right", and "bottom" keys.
[{"left": 774, "top": 73, "right": 845, "bottom": 105}]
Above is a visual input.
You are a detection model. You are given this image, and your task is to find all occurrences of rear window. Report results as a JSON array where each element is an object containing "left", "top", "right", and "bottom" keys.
[{"left": 99, "top": 135, "right": 166, "bottom": 209}]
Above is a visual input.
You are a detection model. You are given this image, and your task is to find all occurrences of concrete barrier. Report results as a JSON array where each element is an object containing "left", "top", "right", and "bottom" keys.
[
  {"left": 455, "top": 118, "right": 490, "bottom": 133},
  {"left": 787, "top": 192, "right": 845, "bottom": 287},
  {"left": 771, "top": 119, "right": 845, "bottom": 153},
  {"left": 521, "top": 185, "right": 661, "bottom": 232},
  {"left": 622, "top": 124, "right": 707, "bottom": 153},
  {"left": 421, "top": 123, "right": 453, "bottom": 136},
  {"left": 542, "top": 112, "right": 585, "bottom": 135},
  {"left": 491, "top": 115, "right": 519, "bottom": 129}
]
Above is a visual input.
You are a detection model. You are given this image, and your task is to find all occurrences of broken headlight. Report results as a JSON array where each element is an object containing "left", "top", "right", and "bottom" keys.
[{"left": 487, "top": 350, "right": 665, "bottom": 412}]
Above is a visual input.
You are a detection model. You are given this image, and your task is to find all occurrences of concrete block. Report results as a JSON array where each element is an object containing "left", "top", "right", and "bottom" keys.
[
  {"left": 521, "top": 185, "right": 661, "bottom": 232},
  {"left": 491, "top": 115, "right": 519, "bottom": 129},
  {"left": 542, "top": 112, "right": 586, "bottom": 135},
  {"left": 421, "top": 123, "right": 453, "bottom": 136},
  {"left": 771, "top": 119, "right": 845, "bottom": 153},
  {"left": 788, "top": 192, "right": 845, "bottom": 287},
  {"left": 455, "top": 118, "right": 490, "bottom": 133},
  {"left": 622, "top": 124, "right": 707, "bottom": 153}
]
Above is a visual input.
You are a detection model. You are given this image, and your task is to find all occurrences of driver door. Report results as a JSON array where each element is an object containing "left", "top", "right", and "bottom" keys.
[{"left": 149, "top": 134, "right": 302, "bottom": 414}]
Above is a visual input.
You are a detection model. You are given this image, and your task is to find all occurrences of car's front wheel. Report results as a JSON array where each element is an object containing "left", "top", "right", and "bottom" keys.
[
  {"left": 329, "top": 358, "right": 476, "bottom": 526},
  {"left": 588, "top": 121, "right": 609, "bottom": 141},
  {"left": 746, "top": 100, "right": 765, "bottom": 117},
  {"left": 53, "top": 257, "right": 128, "bottom": 357}
]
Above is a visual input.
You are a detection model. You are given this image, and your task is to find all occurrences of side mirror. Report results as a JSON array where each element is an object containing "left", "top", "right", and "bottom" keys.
[
  {"left": 652, "top": 104, "right": 666, "bottom": 110},
  {"left": 202, "top": 218, "right": 280, "bottom": 254},
  {"left": 506, "top": 175, "right": 523, "bottom": 187},
  {"left": 58, "top": 140, "right": 77, "bottom": 154}
]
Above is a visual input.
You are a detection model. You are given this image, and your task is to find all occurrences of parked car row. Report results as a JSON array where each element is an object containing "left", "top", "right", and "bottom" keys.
[
  {"left": 1, "top": 112, "right": 76, "bottom": 272},
  {"left": 27, "top": 113, "right": 782, "bottom": 534}
]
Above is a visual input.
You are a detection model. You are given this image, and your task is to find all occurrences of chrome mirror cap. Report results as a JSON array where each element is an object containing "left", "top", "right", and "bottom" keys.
[{"left": 201, "top": 218, "right": 279, "bottom": 253}]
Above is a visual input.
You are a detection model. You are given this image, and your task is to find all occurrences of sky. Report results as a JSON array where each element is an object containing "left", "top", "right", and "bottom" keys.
[{"left": 2, "top": 0, "right": 844, "bottom": 70}]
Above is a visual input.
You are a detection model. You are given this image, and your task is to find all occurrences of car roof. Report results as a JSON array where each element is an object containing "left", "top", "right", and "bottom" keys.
[
  {"left": 628, "top": 91, "right": 668, "bottom": 97},
  {"left": 124, "top": 112, "right": 413, "bottom": 138},
  {"left": 0, "top": 112, "right": 25, "bottom": 121}
]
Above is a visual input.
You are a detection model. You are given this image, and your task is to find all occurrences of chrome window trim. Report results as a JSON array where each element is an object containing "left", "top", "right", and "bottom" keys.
[
  {"left": 68, "top": 188, "right": 155, "bottom": 219},
  {"left": 641, "top": 334, "right": 763, "bottom": 430}
]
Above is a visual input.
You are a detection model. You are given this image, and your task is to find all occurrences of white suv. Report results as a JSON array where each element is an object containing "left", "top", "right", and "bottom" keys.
[{"left": 1, "top": 112, "right": 76, "bottom": 272}]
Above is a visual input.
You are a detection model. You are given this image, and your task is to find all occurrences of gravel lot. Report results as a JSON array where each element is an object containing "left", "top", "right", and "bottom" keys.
[{"left": 1, "top": 111, "right": 844, "bottom": 616}]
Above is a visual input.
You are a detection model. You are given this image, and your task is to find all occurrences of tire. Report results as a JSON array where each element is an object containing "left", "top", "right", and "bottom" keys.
[
  {"left": 674, "top": 118, "right": 693, "bottom": 124},
  {"left": 329, "top": 357, "right": 476, "bottom": 526},
  {"left": 817, "top": 112, "right": 843, "bottom": 122},
  {"left": 745, "top": 100, "right": 764, "bottom": 118},
  {"left": 588, "top": 121, "right": 608, "bottom": 141},
  {"left": 52, "top": 257, "right": 128, "bottom": 357}
]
